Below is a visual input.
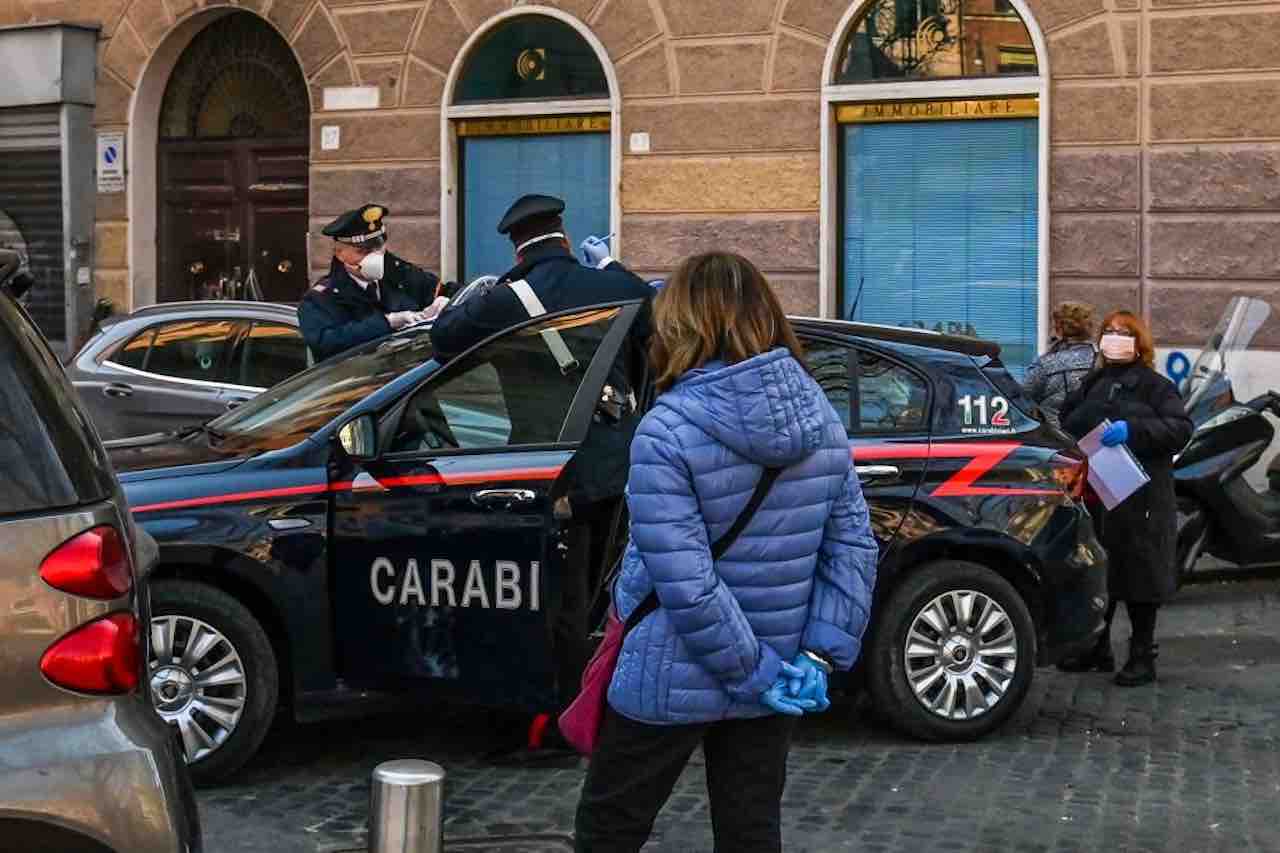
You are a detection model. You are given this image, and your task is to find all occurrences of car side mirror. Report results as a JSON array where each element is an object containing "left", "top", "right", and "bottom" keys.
[{"left": 338, "top": 414, "right": 378, "bottom": 461}]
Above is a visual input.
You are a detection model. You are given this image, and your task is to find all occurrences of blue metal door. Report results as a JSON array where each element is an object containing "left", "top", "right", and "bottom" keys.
[{"left": 461, "top": 132, "right": 610, "bottom": 281}]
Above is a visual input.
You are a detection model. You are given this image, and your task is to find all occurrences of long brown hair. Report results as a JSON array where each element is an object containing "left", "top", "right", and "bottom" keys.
[
  {"left": 649, "top": 252, "right": 804, "bottom": 392},
  {"left": 1098, "top": 309, "right": 1155, "bottom": 368}
]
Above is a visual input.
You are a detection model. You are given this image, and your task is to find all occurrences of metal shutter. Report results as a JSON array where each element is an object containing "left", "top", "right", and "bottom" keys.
[{"left": 0, "top": 107, "right": 65, "bottom": 349}]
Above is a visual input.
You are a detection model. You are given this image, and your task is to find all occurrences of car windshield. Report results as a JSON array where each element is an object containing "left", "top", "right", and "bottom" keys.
[{"left": 209, "top": 329, "right": 436, "bottom": 448}]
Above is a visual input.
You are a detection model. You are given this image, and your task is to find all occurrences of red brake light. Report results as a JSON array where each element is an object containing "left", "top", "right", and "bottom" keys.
[
  {"left": 39, "top": 525, "right": 132, "bottom": 599},
  {"left": 40, "top": 612, "right": 141, "bottom": 694}
]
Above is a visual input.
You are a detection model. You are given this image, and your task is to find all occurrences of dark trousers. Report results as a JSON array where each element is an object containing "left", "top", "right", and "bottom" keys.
[
  {"left": 1103, "top": 599, "right": 1159, "bottom": 647},
  {"left": 575, "top": 707, "right": 797, "bottom": 853}
]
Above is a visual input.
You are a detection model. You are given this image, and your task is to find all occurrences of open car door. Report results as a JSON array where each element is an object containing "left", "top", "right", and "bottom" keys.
[{"left": 328, "top": 301, "right": 644, "bottom": 712}]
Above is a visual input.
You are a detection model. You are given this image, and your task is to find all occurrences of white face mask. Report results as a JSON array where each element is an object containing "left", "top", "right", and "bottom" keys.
[
  {"left": 1100, "top": 333, "right": 1136, "bottom": 362},
  {"left": 357, "top": 250, "right": 385, "bottom": 283}
]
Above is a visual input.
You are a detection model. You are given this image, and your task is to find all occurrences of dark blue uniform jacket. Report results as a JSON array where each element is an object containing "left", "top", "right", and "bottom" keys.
[
  {"left": 430, "top": 242, "right": 653, "bottom": 505},
  {"left": 298, "top": 253, "right": 439, "bottom": 361},
  {"left": 430, "top": 243, "right": 651, "bottom": 361}
]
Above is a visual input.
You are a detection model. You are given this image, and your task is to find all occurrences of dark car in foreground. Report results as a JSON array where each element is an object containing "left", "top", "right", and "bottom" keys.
[
  {"left": 68, "top": 300, "right": 308, "bottom": 440},
  {"left": 0, "top": 284, "right": 200, "bottom": 850},
  {"left": 110, "top": 299, "right": 1107, "bottom": 782}
]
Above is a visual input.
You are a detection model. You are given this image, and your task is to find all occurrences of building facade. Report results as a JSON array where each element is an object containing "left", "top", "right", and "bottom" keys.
[{"left": 0, "top": 0, "right": 1276, "bottom": 368}]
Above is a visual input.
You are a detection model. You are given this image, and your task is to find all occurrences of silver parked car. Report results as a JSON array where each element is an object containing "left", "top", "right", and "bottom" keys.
[
  {"left": 69, "top": 301, "right": 309, "bottom": 440},
  {"left": 0, "top": 274, "right": 200, "bottom": 851}
]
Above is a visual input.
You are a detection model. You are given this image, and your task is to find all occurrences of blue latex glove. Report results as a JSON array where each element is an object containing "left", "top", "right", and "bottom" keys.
[
  {"left": 580, "top": 235, "right": 611, "bottom": 267},
  {"left": 1101, "top": 420, "right": 1129, "bottom": 447},
  {"left": 787, "top": 653, "right": 831, "bottom": 712},
  {"left": 760, "top": 661, "right": 818, "bottom": 716}
]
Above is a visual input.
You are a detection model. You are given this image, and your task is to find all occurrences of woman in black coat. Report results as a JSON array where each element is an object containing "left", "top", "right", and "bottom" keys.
[{"left": 1058, "top": 310, "right": 1193, "bottom": 686}]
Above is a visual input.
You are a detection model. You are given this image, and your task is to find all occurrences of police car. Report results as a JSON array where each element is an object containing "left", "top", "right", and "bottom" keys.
[{"left": 112, "top": 298, "right": 1107, "bottom": 782}]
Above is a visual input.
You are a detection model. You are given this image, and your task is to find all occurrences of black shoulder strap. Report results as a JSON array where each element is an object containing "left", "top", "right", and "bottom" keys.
[{"left": 624, "top": 466, "right": 784, "bottom": 634}]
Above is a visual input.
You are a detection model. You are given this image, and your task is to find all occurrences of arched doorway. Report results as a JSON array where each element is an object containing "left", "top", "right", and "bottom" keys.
[
  {"left": 442, "top": 9, "right": 620, "bottom": 283},
  {"left": 820, "top": 0, "right": 1049, "bottom": 373},
  {"left": 155, "top": 12, "right": 309, "bottom": 303}
]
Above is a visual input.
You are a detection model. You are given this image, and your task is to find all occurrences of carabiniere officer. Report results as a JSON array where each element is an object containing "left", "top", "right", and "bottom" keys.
[
  {"left": 431, "top": 194, "right": 654, "bottom": 760},
  {"left": 298, "top": 204, "right": 447, "bottom": 361}
]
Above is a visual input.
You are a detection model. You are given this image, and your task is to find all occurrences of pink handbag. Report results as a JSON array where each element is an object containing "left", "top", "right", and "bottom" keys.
[
  {"left": 557, "top": 466, "right": 783, "bottom": 755},
  {"left": 557, "top": 598, "right": 654, "bottom": 755}
]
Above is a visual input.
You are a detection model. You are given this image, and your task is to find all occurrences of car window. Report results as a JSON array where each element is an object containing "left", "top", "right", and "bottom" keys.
[
  {"left": 112, "top": 327, "right": 155, "bottom": 370},
  {"left": 392, "top": 307, "right": 622, "bottom": 453},
  {"left": 0, "top": 295, "right": 115, "bottom": 516},
  {"left": 144, "top": 319, "right": 236, "bottom": 383},
  {"left": 804, "top": 341, "right": 854, "bottom": 433},
  {"left": 234, "top": 321, "right": 308, "bottom": 389},
  {"left": 858, "top": 349, "right": 929, "bottom": 433}
]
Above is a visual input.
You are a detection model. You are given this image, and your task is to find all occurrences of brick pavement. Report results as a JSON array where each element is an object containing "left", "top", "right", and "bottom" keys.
[{"left": 199, "top": 578, "right": 1280, "bottom": 853}]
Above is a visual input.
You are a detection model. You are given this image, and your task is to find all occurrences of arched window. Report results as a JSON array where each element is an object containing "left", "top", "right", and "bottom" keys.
[
  {"left": 822, "top": 0, "right": 1047, "bottom": 374},
  {"left": 455, "top": 15, "right": 609, "bottom": 103},
  {"left": 159, "top": 13, "right": 308, "bottom": 139},
  {"left": 837, "top": 0, "right": 1039, "bottom": 82},
  {"left": 443, "top": 10, "right": 618, "bottom": 285}
]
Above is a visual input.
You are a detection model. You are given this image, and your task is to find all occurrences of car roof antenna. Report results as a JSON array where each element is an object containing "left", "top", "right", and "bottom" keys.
[{"left": 846, "top": 275, "right": 865, "bottom": 322}]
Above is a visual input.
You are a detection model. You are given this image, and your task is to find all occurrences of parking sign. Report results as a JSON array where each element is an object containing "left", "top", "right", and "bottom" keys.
[{"left": 97, "top": 131, "right": 125, "bottom": 194}]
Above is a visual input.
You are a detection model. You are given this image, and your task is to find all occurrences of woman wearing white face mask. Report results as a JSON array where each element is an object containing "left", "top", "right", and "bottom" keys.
[{"left": 1058, "top": 311, "right": 1193, "bottom": 686}]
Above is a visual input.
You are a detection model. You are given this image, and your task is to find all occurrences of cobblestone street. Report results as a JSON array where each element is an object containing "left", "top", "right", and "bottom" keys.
[{"left": 199, "top": 578, "right": 1280, "bottom": 853}]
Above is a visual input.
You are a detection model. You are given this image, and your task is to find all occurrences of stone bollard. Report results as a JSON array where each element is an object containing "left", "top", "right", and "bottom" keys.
[{"left": 369, "top": 759, "right": 446, "bottom": 853}]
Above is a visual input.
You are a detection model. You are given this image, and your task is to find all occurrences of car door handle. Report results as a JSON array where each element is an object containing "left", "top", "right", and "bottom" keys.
[
  {"left": 855, "top": 464, "right": 901, "bottom": 482},
  {"left": 103, "top": 383, "right": 133, "bottom": 399},
  {"left": 471, "top": 488, "right": 537, "bottom": 507},
  {"left": 224, "top": 397, "right": 249, "bottom": 410}
]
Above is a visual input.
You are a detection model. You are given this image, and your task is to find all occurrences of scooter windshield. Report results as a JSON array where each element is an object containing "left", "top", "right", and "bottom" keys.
[{"left": 1182, "top": 296, "right": 1272, "bottom": 413}]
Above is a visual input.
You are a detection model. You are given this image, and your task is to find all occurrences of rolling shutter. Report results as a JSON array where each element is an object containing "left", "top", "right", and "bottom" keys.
[
  {"left": 840, "top": 117, "right": 1039, "bottom": 374},
  {"left": 0, "top": 107, "right": 65, "bottom": 349}
]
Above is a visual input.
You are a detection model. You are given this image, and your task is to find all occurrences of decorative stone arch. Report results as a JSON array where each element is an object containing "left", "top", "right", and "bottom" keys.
[
  {"left": 438, "top": 5, "right": 623, "bottom": 283},
  {"left": 126, "top": 5, "right": 315, "bottom": 308},
  {"left": 816, "top": 0, "right": 1052, "bottom": 354}
]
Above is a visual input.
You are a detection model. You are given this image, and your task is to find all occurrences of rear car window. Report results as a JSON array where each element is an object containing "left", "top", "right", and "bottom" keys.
[
  {"left": 0, "top": 295, "right": 116, "bottom": 516},
  {"left": 979, "top": 357, "right": 1038, "bottom": 417}
]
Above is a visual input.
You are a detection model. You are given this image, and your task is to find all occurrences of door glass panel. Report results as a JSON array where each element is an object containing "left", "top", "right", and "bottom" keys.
[
  {"left": 113, "top": 328, "right": 156, "bottom": 370},
  {"left": 841, "top": 117, "right": 1039, "bottom": 375},
  {"left": 235, "top": 321, "right": 308, "bottom": 388},
  {"left": 804, "top": 341, "right": 853, "bottom": 433},
  {"left": 393, "top": 308, "right": 621, "bottom": 453},
  {"left": 144, "top": 319, "right": 237, "bottom": 383},
  {"left": 858, "top": 350, "right": 929, "bottom": 433},
  {"left": 461, "top": 132, "right": 609, "bottom": 282}
]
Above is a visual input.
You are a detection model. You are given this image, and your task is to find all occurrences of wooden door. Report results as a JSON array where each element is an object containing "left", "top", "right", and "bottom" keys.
[{"left": 158, "top": 139, "right": 308, "bottom": 304}]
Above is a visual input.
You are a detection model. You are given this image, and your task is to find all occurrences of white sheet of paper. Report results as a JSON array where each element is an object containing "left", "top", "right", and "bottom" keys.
[{"left": 1078, "top": 419, "right": 1150, "bottom": 510}]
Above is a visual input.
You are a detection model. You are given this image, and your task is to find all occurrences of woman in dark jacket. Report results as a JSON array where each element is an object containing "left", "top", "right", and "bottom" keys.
[
  {"left": 1022, "top": 301, "right": 1096, "bottom": 429},
  {"left": 1058, "top": 310, "right": 1193, "bottom": 686}
]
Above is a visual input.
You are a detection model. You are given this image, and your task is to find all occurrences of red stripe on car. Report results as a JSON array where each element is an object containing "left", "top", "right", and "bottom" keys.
[
  {"left": 852, "top": 442, "right": 1057, "bottom": 497},
  {"left": 132, "top": 466, "right": 564, "bottom": 514}
]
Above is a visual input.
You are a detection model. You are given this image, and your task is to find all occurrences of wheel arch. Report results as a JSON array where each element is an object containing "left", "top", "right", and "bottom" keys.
[
  {"left": 149, "top": 546, "right": 295, "bottom": 708},
  {"left": 884, "top": 531, "right": 1046, "bottom": 629}
]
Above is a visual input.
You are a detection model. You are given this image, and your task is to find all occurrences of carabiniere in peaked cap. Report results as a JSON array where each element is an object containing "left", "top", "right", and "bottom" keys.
[
  {"left": 496, "top": 194, "right": 565, "bottom": 235},
  {"left": 322, "top": 204, "right": 389, "bottom": 244}
]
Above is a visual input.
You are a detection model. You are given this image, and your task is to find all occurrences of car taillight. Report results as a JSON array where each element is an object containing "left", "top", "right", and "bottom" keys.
[
  {"left": 40, "top": 612, "right": 140, "bottom": 694},
  {"left": 1051, "top": 453, "right": 1088, "bottom": 499},
  {"left": 39, "top": 525, "right": 132, "bottom": 599}
]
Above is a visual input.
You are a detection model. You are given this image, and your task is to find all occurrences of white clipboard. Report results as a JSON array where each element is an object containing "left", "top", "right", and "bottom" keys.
[{"left": 1078, "top": 419, "right": 1150, "bottom": 510}]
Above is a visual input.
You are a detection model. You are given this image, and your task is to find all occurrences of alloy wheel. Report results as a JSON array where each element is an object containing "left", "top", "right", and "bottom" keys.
[
  {"left": 148, "top": 614, "right": 248, "bottom": 764},
  {"left": 903, "top": 589, "right": 1018, "bottom": 720}
]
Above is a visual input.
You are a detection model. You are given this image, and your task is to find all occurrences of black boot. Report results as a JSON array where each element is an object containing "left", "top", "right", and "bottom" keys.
[
  {"left": 1114, "top": 643, "right": 1158, "bottom": 686},
  {"left": 1057, "top": 634, "right": 1115, "bottom": 673}
]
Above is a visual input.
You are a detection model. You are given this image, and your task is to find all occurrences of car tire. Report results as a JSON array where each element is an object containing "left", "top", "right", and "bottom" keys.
[
  {"left": 866, "top": 560, "right": 1035, "bottom": 742},
  {"left": 148, "top": 580, "right": 278, "bottom": 785}
]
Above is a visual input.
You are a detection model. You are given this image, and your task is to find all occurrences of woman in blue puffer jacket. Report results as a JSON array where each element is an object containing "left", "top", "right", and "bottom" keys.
[{"left": 574, "top": 252, "right": 879, "bottom": 853}]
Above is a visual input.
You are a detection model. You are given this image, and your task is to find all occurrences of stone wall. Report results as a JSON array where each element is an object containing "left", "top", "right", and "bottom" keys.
[{"left": 0, "top": 0, "right": 1275, "bottom": 345}]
